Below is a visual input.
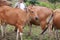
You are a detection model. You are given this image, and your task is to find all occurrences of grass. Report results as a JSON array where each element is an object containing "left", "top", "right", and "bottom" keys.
[{"left": 0, "top": 24, "right": 57, "bottom": 40}]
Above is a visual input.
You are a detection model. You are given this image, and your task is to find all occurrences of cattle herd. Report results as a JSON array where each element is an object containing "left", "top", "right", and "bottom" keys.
[{"left": 0, "top": 0, "right": 60, "bottom": 40}]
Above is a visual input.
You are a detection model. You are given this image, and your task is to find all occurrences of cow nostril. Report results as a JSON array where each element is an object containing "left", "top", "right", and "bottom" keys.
[{"left": 35, "top": 17, "right": 38, "bottom": 20}]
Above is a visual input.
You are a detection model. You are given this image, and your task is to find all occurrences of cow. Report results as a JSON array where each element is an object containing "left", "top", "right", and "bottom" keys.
[
  {"left": 39, "top": 9, "right": 60, "bottom": 40},
  {"left": 0, "top": 0, "right": 12, "bottom": 37},
  {"left": 24, "top": 5, "right": 53, "bottom": 36},
  {"left": 52, "top": 9, "right": 60, "bottom": 40},
  {"left": 0, "top": 5, "right": 39, "bottom": 40}
]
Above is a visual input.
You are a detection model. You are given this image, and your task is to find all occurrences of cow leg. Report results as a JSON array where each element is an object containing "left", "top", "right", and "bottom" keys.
[
  {"left": 40, "top": 21, "right": 47, "bottom": 30},
  {"left": 39, "top": 21, "right": 47, "bottom": 40},
  {"left": 0, "top": 21, "right": 7, "bottom": 37},
  {"left": 15, "top": 27, "right": 17, "bottom": 32},
  {"left": 15, "top": 26, "right": 25, "bottom": 32},
  {"left": 0, "top": 24, "right": 4, "bottom": 37},
  {"left": 2, "top": 23, "right": 7, "bottom": 37},
  {"left": 0, "top": 20, "right": 4, "bottom": 37},
  {"left": 28, "top": 23, "right": 32, "bottom": 36},
  {"left": 16, "top": 28, "right": 23, "bottom": 40},
  {"left": 16, "top": 25, "right": 23, "bottom": 40},
  {"left": 16, "top": 29, "right": 19, "bottom": 40},
  {"left": 47, "top": 19, "right": 54, "bottom": 40},
  {"left": 0, "top": 25, "right": 4, "bottom": 37},
  {"left": 19, "top": 32, "right": 23, "bottom": 40},
  {"left": 16, "top": 31, "right": 23, "bottom": 40},
  {"left": 55, "top": 29, "right": 59, "bottom": 40},
  {"left": 48, "top": 24, "right": 54, "bottom": 40},
  {"left": 19, "top": 26, "right": 23, "bottom": 40}
]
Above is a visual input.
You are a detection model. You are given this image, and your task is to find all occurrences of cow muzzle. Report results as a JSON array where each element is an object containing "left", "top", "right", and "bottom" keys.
[{"left": 35, "top": 17, "right": 38, "bottom": 20}]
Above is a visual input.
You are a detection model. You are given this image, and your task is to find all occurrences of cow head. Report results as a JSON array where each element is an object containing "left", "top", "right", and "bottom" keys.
[
  {"left": 0, "top": 0, "right": 12, "bottom": 6},
  {"left": 27, "top": 5, "right": 39, "bottom": 20}
]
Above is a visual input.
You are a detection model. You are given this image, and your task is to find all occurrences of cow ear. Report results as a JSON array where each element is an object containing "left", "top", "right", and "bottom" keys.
[
  {"left": 26, "top": 7, "right": 31, "bottom": 13},
  {"left": 26, "top": 8, "right": 30, "bottom": 13},
  {"left": 28, "top": 7, "right": 31, "bottom": 11}
]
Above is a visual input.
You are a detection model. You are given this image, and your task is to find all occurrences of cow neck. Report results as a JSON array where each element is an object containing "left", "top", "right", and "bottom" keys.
[
  {"left": 24, "top": 8, "right": 29, "bottom": 17},
  {"left": 26, "top": 10, "right": 30, "bottom": 19},
  {"left": 25, "top": 8, "right": 31, "bottom": 23}
]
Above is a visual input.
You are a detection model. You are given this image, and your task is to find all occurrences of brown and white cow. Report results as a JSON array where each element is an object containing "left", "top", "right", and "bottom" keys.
[
  {"left": 25, "top": 5, "right": 53, "bottom": 35},
  {"left": 0, "top": 5, "right": 39, "bottom": 40},
  {"left": 52, "top": 9, "right": 60, "bottom": 40},
  {"left": 0, "top": 0, "right": 12, "bottom": 37}
]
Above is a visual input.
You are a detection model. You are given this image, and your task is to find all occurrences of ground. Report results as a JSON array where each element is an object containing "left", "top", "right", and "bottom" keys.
[{"left": 0, "top": 25, "right": 60, "bottom": 40}]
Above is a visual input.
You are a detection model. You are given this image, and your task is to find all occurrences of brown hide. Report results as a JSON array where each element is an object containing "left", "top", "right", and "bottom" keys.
[
  {"left": 0, "top": 5, "right": 39, "bottom": 32},
  {"left": 0, "top": 0, "right": 12, "bottom": 6},
  {"left": 53, "top": 9, "right": 60, "bottom": 29},
  {"left": 29, "top": 6, "right": 53, "bottom": 30},
  {"left": 0, "top": 6, "right": 30, "bottom": 32}
]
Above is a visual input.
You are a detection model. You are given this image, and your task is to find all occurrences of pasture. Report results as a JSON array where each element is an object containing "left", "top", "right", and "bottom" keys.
[
  {"left": 0, "top": 24, "right": 60, "bottom": 40},
  {"left": 0, "top": 0, "right": 60, "bottom": 40}
]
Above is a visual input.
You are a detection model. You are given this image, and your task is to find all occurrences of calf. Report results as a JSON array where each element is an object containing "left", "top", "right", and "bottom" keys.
[
  {"left": 0, "top": 5, "right": 38, "bottom": 40},
  {"left": 27, "top": 5, "right": 53, "bottom": 35}
]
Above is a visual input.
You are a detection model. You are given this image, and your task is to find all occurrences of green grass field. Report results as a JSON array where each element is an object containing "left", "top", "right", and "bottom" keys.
[{"left": 0, "top": 24, "right": 57, "bottom": 40}]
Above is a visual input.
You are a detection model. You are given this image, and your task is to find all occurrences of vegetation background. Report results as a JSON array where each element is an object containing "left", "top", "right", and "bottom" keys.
[{"left": 8, "top": 0, "right": 60, "bottom": 9}]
